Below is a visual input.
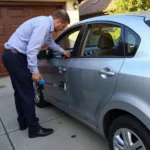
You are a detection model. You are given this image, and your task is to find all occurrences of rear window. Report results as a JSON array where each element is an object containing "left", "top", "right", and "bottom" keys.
[{"left": 125, "top": 27, "right": 141, "bottom": 56}]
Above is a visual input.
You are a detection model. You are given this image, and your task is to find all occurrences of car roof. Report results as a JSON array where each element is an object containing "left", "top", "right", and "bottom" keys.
[
  {"left": 84, "top": 11, "right": 150, "bottom": 21},
  {"left": 111, "top": 10, "right": 150, "bottom": 17},
  {"left": 68, "top": 11, "right": 150, "bottom": 35},
  {"left": 82, "top": 12, "right": 148, "bottom": 23},
  {"left": 71, "top": 11, "right": 150, "bottom": 28}
]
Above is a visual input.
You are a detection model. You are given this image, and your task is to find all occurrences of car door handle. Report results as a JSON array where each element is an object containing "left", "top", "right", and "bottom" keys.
[
  {"left": 99, "top": 69, "right": 115, "bottom": 77},
  {"left": 59, "top": 67, "right": 66, "bottom": 74}
]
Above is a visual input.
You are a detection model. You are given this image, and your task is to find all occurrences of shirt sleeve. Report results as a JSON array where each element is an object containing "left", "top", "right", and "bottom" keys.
[
  {"left": 27, "top": 23, "right": 48, "bottom": 74},
  {"left": 45, "top": 34, "right": 64, "bottom": 53}
]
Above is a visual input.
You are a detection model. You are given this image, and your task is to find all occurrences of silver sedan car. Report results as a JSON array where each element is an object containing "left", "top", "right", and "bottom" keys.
[{"left": 35, "top": 11, "right": 150, "bottom": 150}]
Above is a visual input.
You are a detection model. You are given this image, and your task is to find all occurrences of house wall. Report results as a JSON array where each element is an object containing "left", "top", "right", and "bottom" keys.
[
  {"left": 0, "top": 0, "right": 80, "bottom": 25},
  {"left": 0, "top": 0, "right": 79, "bottom": 77},
  {"left": 65, "top": 1, "right": 79, "bottom": 24}
]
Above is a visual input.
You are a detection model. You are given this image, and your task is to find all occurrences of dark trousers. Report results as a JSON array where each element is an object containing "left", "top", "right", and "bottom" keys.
[{"left": 2, "top": 51, "right": 40, "bottom": 134}]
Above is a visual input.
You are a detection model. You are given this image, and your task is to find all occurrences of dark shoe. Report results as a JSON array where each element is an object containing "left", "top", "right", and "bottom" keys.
[
  {"left": 19, "top": 125, "right": 27, "bottom": 131},
  {"left": 29, "top": 126, "right": 54, "bottom": 138}
]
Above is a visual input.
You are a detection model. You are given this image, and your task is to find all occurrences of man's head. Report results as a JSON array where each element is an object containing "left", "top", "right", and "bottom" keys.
[{"left": 52, "top": 9, "right": 70, "bottom": 32}]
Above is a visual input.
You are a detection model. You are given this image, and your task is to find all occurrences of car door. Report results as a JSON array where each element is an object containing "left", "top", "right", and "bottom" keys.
[
  {"left": 38, "top": 24, "right": 85, "bottom": 110},
  {"left": 67, "top": 22, "right": 125, "bottom": 127}
]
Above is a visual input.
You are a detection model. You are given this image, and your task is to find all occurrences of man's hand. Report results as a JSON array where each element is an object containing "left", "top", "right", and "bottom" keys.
[
  {"left": 62, "top": 50, "right": 71, "bottom": 57},
  {"left": 32, "top": 73, "right": 42, "bottom": 83}
]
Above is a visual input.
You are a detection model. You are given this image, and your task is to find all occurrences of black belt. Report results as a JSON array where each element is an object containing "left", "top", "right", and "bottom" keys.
[{"left": 4, "top": 49, "right": 26, "bottom": 57}]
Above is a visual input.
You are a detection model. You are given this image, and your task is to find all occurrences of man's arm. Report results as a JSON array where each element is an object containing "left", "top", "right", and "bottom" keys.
[
  {"left": 46, "top": 34, "right": 71, "bottom": 57},
  {"left": 45, "top": 34, "right": 64, "bottom": 53},
  {"left": 27, "top": 23, "right": 48, "bottom": 74}
]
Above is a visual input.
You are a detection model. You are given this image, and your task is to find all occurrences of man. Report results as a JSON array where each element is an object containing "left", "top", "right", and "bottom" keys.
[{"left": 2, "top": 9, "right": 71, "bottom": 138}]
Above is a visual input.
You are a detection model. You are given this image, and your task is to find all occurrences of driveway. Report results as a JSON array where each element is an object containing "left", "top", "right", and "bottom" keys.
[{"left": 0, "top": 77, "right": 109, "bottom": 150}]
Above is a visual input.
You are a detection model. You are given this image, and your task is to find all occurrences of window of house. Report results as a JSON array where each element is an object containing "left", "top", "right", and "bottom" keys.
[
  {"left": 125, "top": 27, "right": 141, "bottom": 56},
  {"left": 81, "top": 23, "right": 123, "bottom": 57}
]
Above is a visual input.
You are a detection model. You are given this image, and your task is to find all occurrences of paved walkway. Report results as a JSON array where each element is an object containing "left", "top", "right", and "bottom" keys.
[{"left": 0, "top": 77, "right": 109, "bottom": 150}]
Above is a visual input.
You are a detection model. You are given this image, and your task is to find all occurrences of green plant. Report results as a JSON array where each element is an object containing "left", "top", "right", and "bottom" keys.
[{"left": 109, "top": 0, "right": 150, "bottom": 14}]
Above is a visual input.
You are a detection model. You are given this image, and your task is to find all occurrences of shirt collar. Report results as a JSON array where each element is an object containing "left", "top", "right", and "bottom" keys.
[{"left": 48, "top": 16, "right": 54, "bottom": 33}]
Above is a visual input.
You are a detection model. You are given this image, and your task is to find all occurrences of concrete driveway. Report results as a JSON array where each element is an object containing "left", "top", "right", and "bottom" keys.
[{"left": 0, "top": 77, "right": 109, "bottom": 150}]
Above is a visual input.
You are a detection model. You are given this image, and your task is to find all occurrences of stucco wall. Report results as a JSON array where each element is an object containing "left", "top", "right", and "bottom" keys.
[{"left": 66, "top": 1, "right": 79, "bottom": 25}]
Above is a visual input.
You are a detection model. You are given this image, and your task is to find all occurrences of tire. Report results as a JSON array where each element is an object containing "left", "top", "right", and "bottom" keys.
[
  {"left": 34, "top": 83, "right": 49, "bottom": 108},
  {"left": 108, "top": 115, "right": 150, "bottom": 150}
]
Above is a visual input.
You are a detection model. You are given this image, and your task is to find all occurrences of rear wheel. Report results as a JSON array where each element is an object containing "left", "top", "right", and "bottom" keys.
[
  {"left": 108, "top": 115, "right": 150, "bottom": 150},
  {"left": 34, "top": 83, "right": 49, "bottom": 108}
]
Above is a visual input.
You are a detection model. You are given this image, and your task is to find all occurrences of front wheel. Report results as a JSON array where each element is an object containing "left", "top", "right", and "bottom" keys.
[{"left": 108, "top": 115, "right": 150, "bottom": 150}]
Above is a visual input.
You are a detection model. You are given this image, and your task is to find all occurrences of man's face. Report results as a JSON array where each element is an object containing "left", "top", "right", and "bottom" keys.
[{"left": 54, "top": 19, "right": 68, "bottom": 32}]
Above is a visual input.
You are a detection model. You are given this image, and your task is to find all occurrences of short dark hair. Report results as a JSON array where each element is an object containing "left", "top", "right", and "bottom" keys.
[{"left": 52, "top": 9, "right": 70, "bottom": 24}]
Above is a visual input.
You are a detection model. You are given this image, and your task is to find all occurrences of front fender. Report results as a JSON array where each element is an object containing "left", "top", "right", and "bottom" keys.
[{"left": 98, "top": 93, "right": 150, "bottom": 138}]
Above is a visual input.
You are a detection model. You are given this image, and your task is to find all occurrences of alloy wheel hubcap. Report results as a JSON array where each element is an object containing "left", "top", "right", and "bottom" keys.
[{"left": 113, "top": 128, "right": 146, "bottom": 150}]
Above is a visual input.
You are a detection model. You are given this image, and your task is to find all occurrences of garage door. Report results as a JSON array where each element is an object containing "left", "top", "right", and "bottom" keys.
[{"left": 0, "top": 2, "right": 65, "bottom": 77}]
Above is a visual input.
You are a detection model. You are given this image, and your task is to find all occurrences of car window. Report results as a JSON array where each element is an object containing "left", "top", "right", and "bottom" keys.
[
  {"left": 102, "top": 27, "right": 121, "bottom": 43},
  {"left": 57, "top": 29, "right": 80, "bottom": 52},
  {"left": 125, "top": 27, "right": 141, "bottom": 56},
  {"left": 51, "top": 27, "right": 81, "bottom": 58},
  {"left": 81, "top": 23, "right": 123, "bottom": 57}
]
